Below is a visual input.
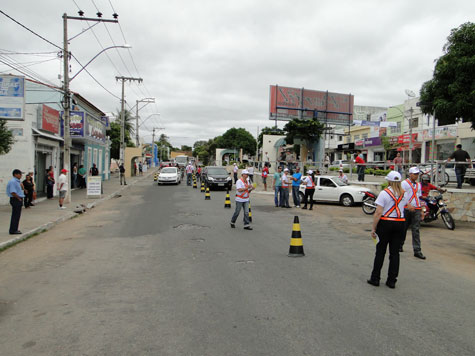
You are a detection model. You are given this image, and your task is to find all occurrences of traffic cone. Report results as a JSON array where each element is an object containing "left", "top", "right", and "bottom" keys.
[
  {"left": 193, "top": 180, "right": 197, "bottom": 189},
  {"left": 288, "top": 216, "right": 305, "bottom": 257},
  {"left": 224, "top": 191, "right": 231, "bottom": 208},
  {"left": 201, "top": 182, "right": 205, "bottom": 192},
  {"left": 248, "top": 202, "right": 253, "bottom": 222},
  {"left": 205, "top": 187, "right": 211, "bottom": 200},
  {"left": 153, "top": 173, "right": 158, "bottom": 181}
]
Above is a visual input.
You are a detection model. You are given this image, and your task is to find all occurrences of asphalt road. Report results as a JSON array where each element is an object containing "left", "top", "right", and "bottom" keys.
[{"left": 0, "top": 179, "right": 474, "bottom": 355}]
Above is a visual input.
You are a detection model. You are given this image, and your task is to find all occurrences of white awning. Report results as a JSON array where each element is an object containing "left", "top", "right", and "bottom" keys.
[{"left": 32, "top": 128, "right": 63, "bottom": 142}]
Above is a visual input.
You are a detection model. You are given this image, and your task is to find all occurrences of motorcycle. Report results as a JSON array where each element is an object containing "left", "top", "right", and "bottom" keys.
[
  {"left": 362, "top": 191, "right": 378, "bottom": 215},
  {"left": 421, "top": 192, "right": 455, "bottom": 230}
]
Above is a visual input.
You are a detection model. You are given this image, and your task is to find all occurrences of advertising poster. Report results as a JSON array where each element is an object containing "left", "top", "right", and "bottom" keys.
[
  {"left": 41, "top": 105, "right": 60, "bottom": 134},
  {"left": 87, "top": 176, "right": 102, "bottom": 197},
  {"left": 86, "top": 114, "right": 106, "bottom": 142},
  {"left": 0, "top": 75, "right": 25, "bottom": 120},
  {"left": 60, "top": 111, "right": 85, "bottom": 137}
]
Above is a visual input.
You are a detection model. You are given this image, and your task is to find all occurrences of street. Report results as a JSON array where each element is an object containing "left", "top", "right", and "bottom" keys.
[{"left": 0, "top": 179, "right": 474, "bottom": 356}]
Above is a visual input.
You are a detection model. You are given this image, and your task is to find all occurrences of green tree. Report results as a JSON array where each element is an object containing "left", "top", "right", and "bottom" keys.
[
  {"left": 258, "top": 126, "right": 285, "bottom": 147},
  {"left": 283, "top": 118, "right": 325, "bottom": 147},
  {"left": 181, "top": 145, "right": 192, "bottom": 152},
  {"left": 107, "top": 121, "right": 135, "bottom": 159},
  {"left": 214, "top": 128, "right": 257, "bottom": 155},
  {"left": 0, "top": 120, "right": 14, "bottom": 155},
  {"left": 419, "top": 22, "right": 475, "bottom": 129}
]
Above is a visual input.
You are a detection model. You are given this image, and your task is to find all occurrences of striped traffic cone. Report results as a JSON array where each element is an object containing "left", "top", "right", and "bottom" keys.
[
  {"left": 153, "top": 173, "right": 158, "bottom": 181},
  {"left": 205, "top": 187, "right": 211, "bottom": 200},
  {"left": 288, "top": 216, "right": 305, "bottom": 257},
  {"left": 224, "top": 191, "right": 231, "bottom": 208},
  {"left": 193, "top": 180, "right": 197, "bottom": 189},
  {"left": 201, "top": 182, "right": 205, "bottom": 192},
  {"left": 248, "top": 202, "right": 253, "bottom": 222}
]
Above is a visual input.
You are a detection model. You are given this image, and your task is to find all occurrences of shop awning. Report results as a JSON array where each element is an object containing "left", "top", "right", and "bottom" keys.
[{"left": 32, "top": 128, "right": 63, "bottom": 142}]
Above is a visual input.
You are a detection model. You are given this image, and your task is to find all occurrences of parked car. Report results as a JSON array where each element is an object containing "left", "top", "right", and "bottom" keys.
[
  {"left": 298, "top": 175, "right": 370, "bottom": 206},
  {"left": 329, "top": 160, "right": 351, "bottom": 170},
  {"left": 158, "top": 167, "right": 181, "bottom": 185},
  {"left": 202, "top": 166, "right": 233, "bottom": 190}
]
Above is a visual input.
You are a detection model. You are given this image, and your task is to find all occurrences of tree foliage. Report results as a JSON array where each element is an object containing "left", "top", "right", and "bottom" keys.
[
  {"left": 258, "top": 126, "right": 285, "bottom": 147},
  {"left": 214, "top": 128, "right": 257, "bottom": 155},
  {"left": 0, "top": 120, "right": 15, "bottom": 155},
  {"left": 419, "top": 22, "right": 475, "bottom": 129},
  {"left": 107, "top": 110, "right": 136, "bottom": 159},
  {"left": 283, "top": 118, "right": 325, "bottom": 147}
]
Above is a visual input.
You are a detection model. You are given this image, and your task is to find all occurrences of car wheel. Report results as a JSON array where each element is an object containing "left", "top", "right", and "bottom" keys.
[{"left": 340, "top": 194, "right": 354, "bottom": 207}]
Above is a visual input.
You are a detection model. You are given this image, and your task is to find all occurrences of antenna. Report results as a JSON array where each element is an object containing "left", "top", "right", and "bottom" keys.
[{"left": 405, "top": 89, "right": 416, "bottom": 98}]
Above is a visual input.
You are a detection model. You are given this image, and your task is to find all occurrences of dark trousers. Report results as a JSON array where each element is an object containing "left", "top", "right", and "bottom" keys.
[
  {"left": 402, "top": 209, "right": 422, "bottom": 253},
  {"left": 47, "top": 184, "right": 54, "bottom": 198},
  {"left": 234, "top": 173, "right": 238, "bottom": 183},
  {"left": 249, "top": 175, "right": 254, "bottom": 183},
  {"left": 9, "top": 197, "right": 23, "bottom": 233},
  {"left": 292, "top": 186, "right": 300, "bottom": 206},
  {"left": 24, "top": 190, "right": 33, "bottom": 207},
  {"left": 455, "top": 166, "right": 466, "bottom": 188},
  {"left": 370, "top": 220, "right": 405, "bottom": 283},
  {"left": 303, "top": 189, "right": 315, "bottom": 209},
  {"left": 357, "top": 165, "right": 365, "bottom": 181},
  {"left": 281, "top": 187, "right": 290, "bottom": 207}
]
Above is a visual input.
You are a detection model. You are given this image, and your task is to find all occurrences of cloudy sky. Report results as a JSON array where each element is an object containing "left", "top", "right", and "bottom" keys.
[{"left": 1, "top": 0, "right": 473, "bottom": 147}]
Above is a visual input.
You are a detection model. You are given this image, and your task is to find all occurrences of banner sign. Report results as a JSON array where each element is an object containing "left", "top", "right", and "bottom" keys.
[
  {"left": 422, "top": 126, "right": 457, "bottom": 140},
  {"left": 41, "top": 105, "right": 60, "bottom": 134},
  {"left": 86, "top": 114, "right": 106, "bottom": 142},
  {"left": 87, "top": 176, "right": 102, "bottom": 197},
  {"left": 398, "top": 133, "right": 418, "bottom": 144},
  {"left": 60, "top": 111, "right": 85, "bottom": 137},
  {"left": 269, "top": 85, "right": 353, "bottom": 126},
  {"left": 353, "top": 119, "right": 397, "bottom": 127},
  {"left": 101, "top": 116, "right": 110, "bottom": 129},
  {"left": 0, "top": 75, "right": 25, "bottom": 120}
]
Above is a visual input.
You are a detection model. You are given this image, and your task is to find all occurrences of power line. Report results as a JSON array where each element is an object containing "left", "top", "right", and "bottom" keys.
[
  {"left": 0, "top": 55, "right": 58, "bottom": 87},
  {"left": 0, "top": 10, "right": 62, "bottom": 51}
]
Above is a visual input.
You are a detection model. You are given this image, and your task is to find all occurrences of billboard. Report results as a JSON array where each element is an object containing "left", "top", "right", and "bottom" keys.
[
  {"left": 0, "top": 75, "right": 25, "bottom": 120},
  {"left": 269, "top": 85, "right": 353, "bottom": 125},
  {"left": 40, "top": 105, "right": 60, "bottom": 134},
  {"left": 60, "top": 111, "right": 85, "bottom": 137},
  {"left": 86, "top": 114, "right": 106, "bottom": 142}
]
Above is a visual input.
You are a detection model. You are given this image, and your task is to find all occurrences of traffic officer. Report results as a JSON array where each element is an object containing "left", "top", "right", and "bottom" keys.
[
  {"left": 6, "top": 169, "right": 25, "bottom": 235},
  {"left": 301, "top": 170, "right": 316, "bottom": 210},
  {"left": 368, "top": 171, "right": 413, "bottom": 289},
  {"left": 230, "top": 169, "right": 254, "bottom": 230},
  {"left": 401, "top": 167, "right": 426, "bottom": 259}
]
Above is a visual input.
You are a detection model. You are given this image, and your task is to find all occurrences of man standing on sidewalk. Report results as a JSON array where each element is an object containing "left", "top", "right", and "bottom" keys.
[
  {"left": 230, "top": 169, "right": 254, "bottom": 230},
  {"left": 233, "top": 163, "right": 238, "bottom": 183},
  {"left": 291, "top": 166, "right": 302, "bottom": 207},
  {"left": 273, "top": 166, "right": 283, "bottom": 207},
  {"left": 447, "top": 144, "right": 471, "bottom": 189},
  {"left": 6, "top": 169, "right": 25, "bottom": 235},
  {"left": 58, "top": 169, "right": 68, "bottom": 209},
  {"left": 119, "top": 163, "right": 127, "bottom": 185}
]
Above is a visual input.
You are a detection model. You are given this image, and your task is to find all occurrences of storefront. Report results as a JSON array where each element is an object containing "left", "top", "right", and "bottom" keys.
[
  {"left": 355, "top": 137, "right": 385, "bottom": 161},
  {"left": 421, "top": 126, "right": 457, "bottom": 162}
]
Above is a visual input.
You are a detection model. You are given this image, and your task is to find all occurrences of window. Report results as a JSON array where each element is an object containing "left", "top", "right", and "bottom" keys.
[
  {"left": 362, "top": 134, "right": 368, "bottom": 139},
  {"left": 390, "top": 122, "right": 402, "bottom": 134},
  {"left": 410, "top": 117, "right": 419, "bottom": 128},
  {"left": 354, "top": 135, "right": 360, "bottom": 140},
  {"left": 320, "top": 178, "right": 336, "bottom": 188},
  {"left": 338, "top": 135, "right": 343, "bottom": 141}
]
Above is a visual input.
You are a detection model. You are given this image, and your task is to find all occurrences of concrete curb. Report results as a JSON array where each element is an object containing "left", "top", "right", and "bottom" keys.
[{"left": 0, "top": 170, "right": 158, "bottom": 252}]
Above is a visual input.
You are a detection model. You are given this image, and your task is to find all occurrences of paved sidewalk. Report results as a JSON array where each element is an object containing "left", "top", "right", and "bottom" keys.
[{"left": 0, "top": 169, "right": 158, "bottom": 251}]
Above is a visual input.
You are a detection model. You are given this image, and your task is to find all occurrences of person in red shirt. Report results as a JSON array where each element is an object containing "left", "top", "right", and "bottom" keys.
[
  {"left": 354, "top": 152, "right": 366, "bottom": 181},
  {"left": 420, "top": 174, "right": 446, "bottom": 217},
  {"left": 261, "top": 164, "right": 269, "bottom": 191}
]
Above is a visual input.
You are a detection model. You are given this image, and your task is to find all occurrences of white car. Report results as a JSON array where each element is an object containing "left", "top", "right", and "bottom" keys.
[
  {"left": 158, "top": 167, "right": 181, "bottom": 185},
  {"left": 298, "top": 175, "right": 370, "bottom": 206}
]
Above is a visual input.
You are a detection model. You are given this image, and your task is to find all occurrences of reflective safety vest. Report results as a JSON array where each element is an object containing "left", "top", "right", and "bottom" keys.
[
  {"left": 236, "top": 178, "right": 250, "bottom": 200},
  {"left": 380, "top": 188, "right": 405, "bottom": 222},
  {"left": 305, "top": 176, "right": 315, "bottom": 189},
  {"left": 405, "top": 179, "right": 421, "bottom": 209}
]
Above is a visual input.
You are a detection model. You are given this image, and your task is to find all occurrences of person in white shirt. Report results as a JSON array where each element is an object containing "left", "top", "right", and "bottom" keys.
[
  {"left": 280, "top": 168, "right": 291, "bottom": 208},
  {"left": 230, "top": 170, "right": 254, "bottom": 230},
  {"left": 301, "top": 170, "right": 316, "bottom": 210},
  {"left": 185, "top": 163, "right": 194, "bottom": 186},
  {"left": 401, "top": 166, "right": 425, "bottom": 259},
  {"left": 367, "top": 170, "right": 414, "bottom": 289},
  {"left": 338, "top": 169, "right": 348, "bottom": 184},
  {"left": 233, "top": 163, "right": 238, "bottom": 183},
  {"left": 247, "top": 165, "right": 254, "bottom": 183},
  {"left": 58, "top": 169, "right": 68, "bottom": 209}
]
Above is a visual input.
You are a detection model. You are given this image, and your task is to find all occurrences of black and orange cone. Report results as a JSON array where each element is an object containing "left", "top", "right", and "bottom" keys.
[
  {"left": 205, "top": 187, "right": 211, "bottom": 200},
  {"left": 201, "top": 181, "right": 205, "bottom": 192},
  {"left": 288, "top": 216, "right": 305, "bottom": 257},
  {"left": 224, "top": 190, "right": 231, "bottom": 208},
  {"left": 248, "top": 202, "right": 253, "bottom": 222}
]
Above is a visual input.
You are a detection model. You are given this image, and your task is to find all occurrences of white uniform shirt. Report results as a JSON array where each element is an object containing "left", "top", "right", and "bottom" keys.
[
  {"left": 375, "top": 187, "right": 410, "bottom": 218},
  {"left": 339, "top": 174, "right": 348, "bottom": 184},
  {"left": 186, "top": 165, "right": 193, "bottom": 173},
  {"left": 401, "top": 179, "right": 422, "bottom": 209},
  {"left": 248, "top": 167, "right": 254, "bottom": 175},
  {"left": 281, "top": 173, "right": 290, "bottom": 187},
  {"left": 58, "top": 174, "right": 68, "bottom": 192},
  {"left": 233, "top": 165, "right": 238, "bottom": 173},
  {"left": 303, "top": 175, "right": 315, "bottom": 188},
  {"left": 235, "top": 178, "right": 250, "bottom": 202}
]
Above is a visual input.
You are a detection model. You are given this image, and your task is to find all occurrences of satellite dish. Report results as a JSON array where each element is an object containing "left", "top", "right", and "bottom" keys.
[{"left": 405, "top": 89, "right": 416, "bottom": 97}]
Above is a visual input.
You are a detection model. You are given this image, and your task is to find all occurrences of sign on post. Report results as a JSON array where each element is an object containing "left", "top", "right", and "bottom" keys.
[{"left": 87, "top": 176, "right": 102, "bottom": 198}]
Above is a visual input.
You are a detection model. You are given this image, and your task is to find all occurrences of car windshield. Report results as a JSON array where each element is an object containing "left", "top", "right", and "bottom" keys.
[
  {"left": 334, "top": 177, "right": 348, "bottom": 186},
  {"left": 161, "top": 168, "right": 176, "bottom": 173},
  {"left": 207, "top": 168, "right": 228, "bottom": 175}
]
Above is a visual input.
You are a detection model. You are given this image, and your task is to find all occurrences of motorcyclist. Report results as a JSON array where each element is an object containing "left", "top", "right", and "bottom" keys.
[{"left": 420, "top": 174, "right": 446, "bottom": 217}]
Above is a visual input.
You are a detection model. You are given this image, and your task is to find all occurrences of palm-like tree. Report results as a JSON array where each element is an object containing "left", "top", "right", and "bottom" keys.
[{"left": 116, "top": 109, "right": 135, "bottom": 137}]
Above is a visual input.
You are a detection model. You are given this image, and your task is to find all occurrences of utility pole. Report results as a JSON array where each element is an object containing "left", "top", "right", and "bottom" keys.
[
  {"left": 116, "top": 76, "right": 143, "bottom": 163},
  {"left": 62, "top": 12, "right": 119, "bottom": 204},
  {"left": 135, "top": 98, "right": 155, "bottom": 146},
  {"left": 409, "top": 107, "right": 413, "bottom": 164}
]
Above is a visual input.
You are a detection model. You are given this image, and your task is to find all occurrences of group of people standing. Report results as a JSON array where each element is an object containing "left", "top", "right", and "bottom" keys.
[{"left": 272, "top": 165, "right": 316, "bottom": 209}]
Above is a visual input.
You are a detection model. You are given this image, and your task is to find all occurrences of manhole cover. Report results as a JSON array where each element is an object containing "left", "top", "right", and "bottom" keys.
[{"left": 173, "top": 224, "right": 209, "bottom": 231}]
